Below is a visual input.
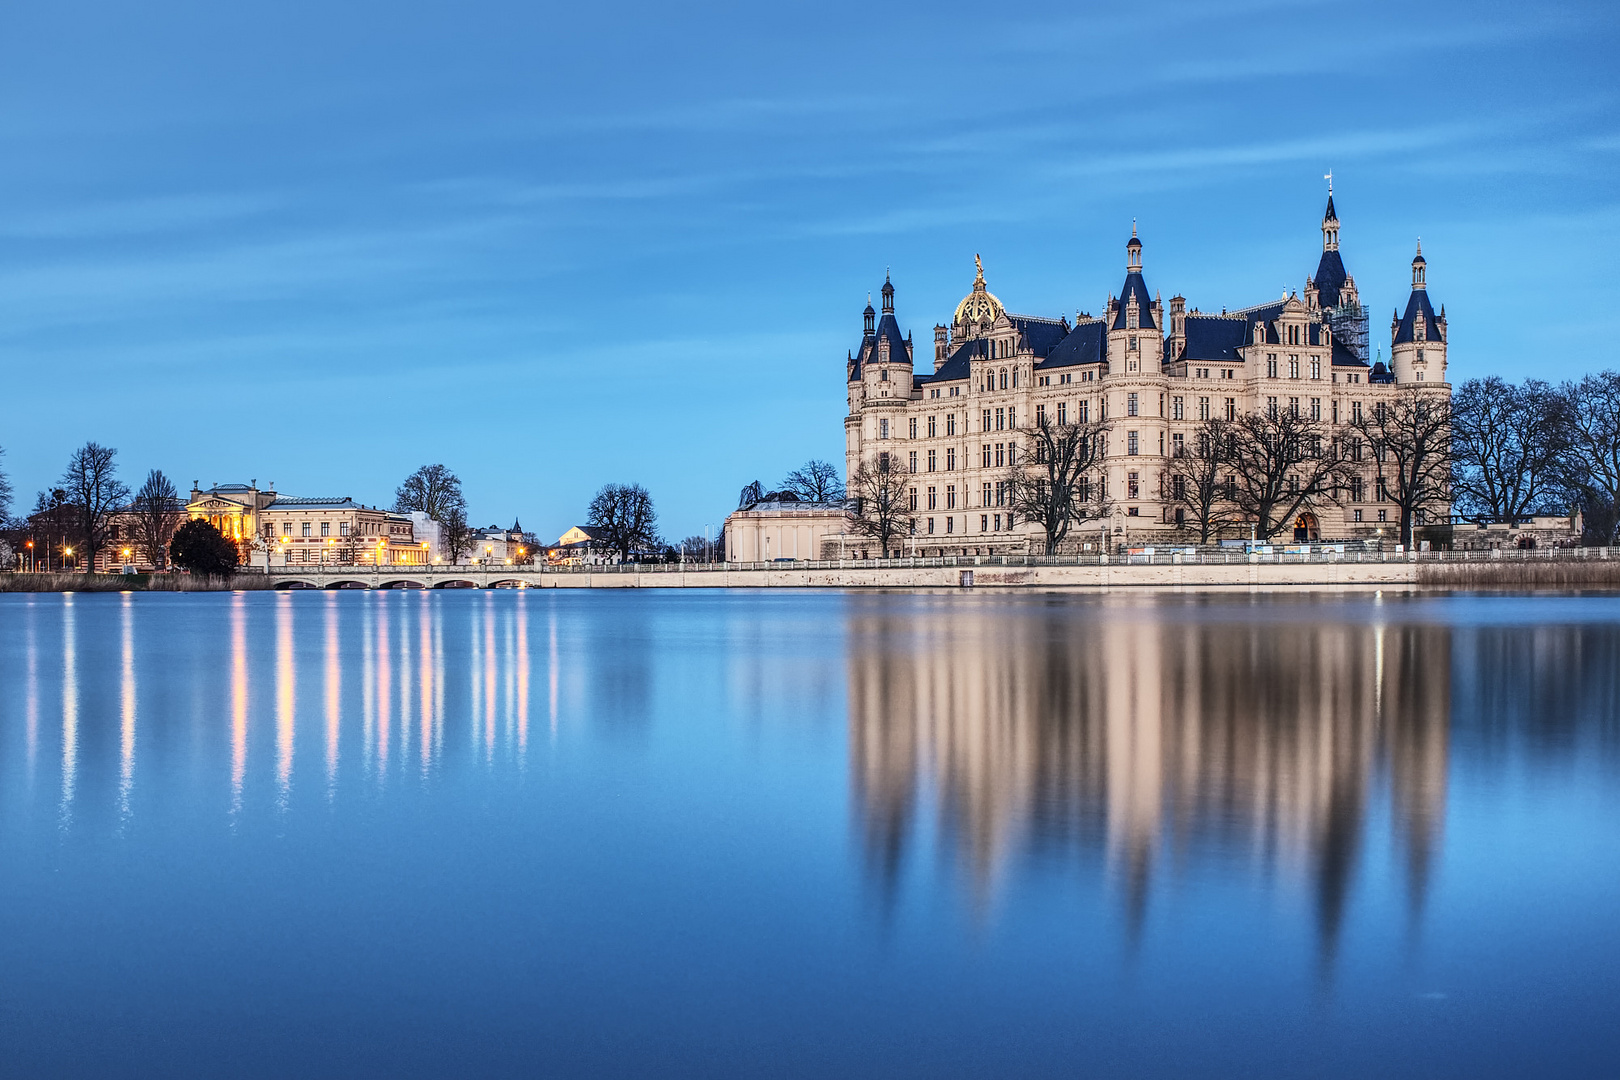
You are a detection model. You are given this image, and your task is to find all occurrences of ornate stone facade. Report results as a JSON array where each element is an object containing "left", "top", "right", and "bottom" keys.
[{"left": 844, "top": 192, "right": 1450, "bottom": 551}]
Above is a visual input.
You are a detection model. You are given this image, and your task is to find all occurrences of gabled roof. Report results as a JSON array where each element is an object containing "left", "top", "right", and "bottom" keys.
[
  {"left": 1331, "top": 339, "right": 1368, "bottom": 368},
  {"left": 1037, "top": 319, "right": 1107, "bottom": 369},
  {"left": 1393, "top": 288, "right": 1442, "bottom": 345},
  {"left": 1110, "top": 272, "right": 1157, "bottom": 330}
]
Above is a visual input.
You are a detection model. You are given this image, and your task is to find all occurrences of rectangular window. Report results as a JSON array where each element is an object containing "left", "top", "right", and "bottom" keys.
[
  {"left": 946, "top": 447, "right": 956, "bottom": 471},
  {"left": 983, "top": 409, "right": 992, "bottom": 431},
  {"left": 927, "top": 415, "right": 937, "bottom": 438},
  {"left": 946, "top": 516, "right": 954, "bottom": 534},
  {"left": 1127, "top": 393, "right": 1139, "bottom": 417},
  {"left": 909, "top": 418, "right": 917, "bottom": 439},
  {"left": 983, "top": 482, "right": 992, "bottom": 507},
  {"left": 995, "top": 443, "right": 1005, "bottom": 467},
  {"left": 927, "top": 449, "right": 937, "bottom": 471},
  {"left": 1172, "top": 432, "right": 1184, "bottom": 456},
  {"left": 1127, "top": 472, "right": 1140, "bottom": 500},
  {"left": 1378, "top": 509, "right": 1388, "bottom": 522},
  {"left": 1057, "top": 401, "right": 1068, "bottom": 425},
  {"left": 1079, "top": 399, "right": 1090, "bottom": 423},
  {"left": 946, "top": 485, "right": 956, "bottom": 510},
  {"left": 1127, "top": 431, "right": 1139, "bottom": 455},
  {"left": 1225, "top": 398, "right": 1236, "bottom": 421},
  {"left": 1172, "top": 474, "right": 1186, "bottom": 500},
  {"left": 981, "top": 514, "right": 989, "bottom": 532},
  {"left": 1008, "top": 407, "right": 1015, "bottom": 428},
  {"left": 982, "top": 444, "right": 992, "bottom": 467},
  {"left": 1172, "top": 396, "right": 1184, "bottom": 420},
  {"left": 909, "top": 451, "right": 918, "bottom": 473},
  {"left": 909, "top": 487, "right": 918, "bottom": 511},
  {"left": 1350, "top": 476, "right": 1364, "bottom": 501},
  {"left": 880, "top": 419, "right": 889, "bottom": 439},
  {"left": 1289, "top": 356, "right": 1300, "bottom": 379},
  {"left": 927, "top": 486, "right": 937, "bottom": 510},
  {"left": 301, "top": 522, "right": 311, "bottom": 537},
  {"left": 1289, "top": 396, "right": 1300, "bottom": 417},
  {"left": 993, "top": 513, "right": 1002, "bottom": 531},
  {"left": 1310, "top": 397, "right": 1322, "bottom": 421},
  {"left": 927, "top": 517, "right": 935, "bottom": 534},
  {"left": 1036, "top": 403, "right": 1046, "bottom": 425},
  {"left": 1354, "top": 509, "right": 1363, "bottom": 522},
  {"left": 340, "top": 522, "right": 350, "bottom": 537},
  {"left": 996, "top": 408, "right": 1005, "bottom": 431},
  {"left": 1267, "top": 356, "right": 1278, "bottom": 378},
  {"left": 946, "top": 413, "right": 956, "bottom": 436},
  {"left": 1352, "top": 401, "right": 1363, "bottom": 422},
  {"left": 1198, "top": 396, "right": 1210, "bottom": 421},
  {"left": 1267, "top": 396, "right": 1279, "bottom": 419},
  {"left": 1311, "top": 357, "right": 1321, "bottom": 380}
]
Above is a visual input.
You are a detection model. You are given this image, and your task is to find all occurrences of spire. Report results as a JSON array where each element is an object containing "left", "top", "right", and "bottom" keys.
[
  {"left": 881, "top": 271, "right": 894, "bottom": 314},
  {"left": 1126, "top": 222, "right": 1143, "bottom": 271},
  {"left": 863, "top": 293, "right": 875, "bottom": 335},
  {"left": 1411, "top": 239, "right": 1426, "bottom": 290},
  {"left": 1322, "top": 175, "right": 1340, "bottom": 252}
]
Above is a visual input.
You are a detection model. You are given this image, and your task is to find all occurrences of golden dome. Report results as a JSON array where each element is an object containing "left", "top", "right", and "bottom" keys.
[{"left": 953, "top": 253, "right": 1004, "bottom": 327}]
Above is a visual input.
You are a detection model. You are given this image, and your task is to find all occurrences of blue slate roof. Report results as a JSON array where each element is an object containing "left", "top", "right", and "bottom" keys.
[
  {"left": 1110, "top": 271, "right": 1157, "bottom": 331},
  {"left": 922, "top": 337, "right": 986, "bottom": 383},
  {"left": 1036, "top": 319, "right": 1108, "bottom": 369},
  {"left": 1313, "top": 248, "right": 1349, "bottom": 308},
  {"left": 1178, "top": 314, "right": 1248, "bottom": 363},
  {"left": 1324, "top": 193, "right": 1337, "bottom": 221},
  {"left": 1392, "top": 288, "right": 1441, "bottom": 345},
  {"left": 873, "top": 312, "right": 910, "bottom": 361},
  {"left": 1369, "top": 361, "right": 1395, "bottom": 384},
  {"left": 1332, "top": 339, "right": 1367, "bottom": 368},
  {"left": 1010, "top": 314, "right": 1071, "bottom": 356}
]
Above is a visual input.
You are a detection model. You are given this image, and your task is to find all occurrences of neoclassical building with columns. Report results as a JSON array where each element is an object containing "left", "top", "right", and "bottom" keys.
[{"left": 844, "top": 192, "right": 1450, "bottom": 553}]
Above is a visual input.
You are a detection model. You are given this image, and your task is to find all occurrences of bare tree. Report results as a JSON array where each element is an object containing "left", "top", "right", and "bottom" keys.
[
  {"left": 394, "top": 464, "right": 467, "bottom": 523},
  {"left": 1451, "top": 377, "right": 1569, "bottom": 524},
  {"left": 441, "top": 505, "right": 475, "bottom": 564},
  {"left": 0, "top": 446, "right": 12, "bottom": 526},
  {"left": 1561, "top": 371, "right": 1620, "bottom": 546},
  {"left": 1006, "top": 412, "right": 1110, "bottom": 554},
  {"left": 845, "top": 455, "right": 909, "bottom": 557},
  {"left": 781, "top": 460, "right": 845, "bottom": 503},
  {"left": 737, "top": 480, "right": 764, "bottom": 509},
  {"left": 1347, "top": 386, "right": 1453, "bottom": 548},
  {"left": 1229, "top": 408, "right": 1347, "bottom": 542},
  {"left": 130, "top": 469, "right": 184, "bottom": 570},
  {"left": 60, "top": 442, "right": 131, "bottom": 573},
  {"left": 587, "top": 483, "right": 659, "bottom": 563},
  {"left": 1168, "top": 419, "right": 1243, "bottom": 543}
]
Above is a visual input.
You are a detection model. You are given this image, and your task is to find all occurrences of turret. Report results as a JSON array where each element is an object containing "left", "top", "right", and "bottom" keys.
[
  {"left": 1108, "top": 224, "right": 1160, "bottom": 374},
  {"left": 934, "top": 324, "right": 949, "bottom": 370},
  {"left": 1390, "top": 241, "right": 1446, "bottom": 384}
]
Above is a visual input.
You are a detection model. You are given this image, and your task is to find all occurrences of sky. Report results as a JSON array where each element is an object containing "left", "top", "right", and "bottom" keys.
[{"left": 1, "top": 0, "right": 1616, "bottom": 541}]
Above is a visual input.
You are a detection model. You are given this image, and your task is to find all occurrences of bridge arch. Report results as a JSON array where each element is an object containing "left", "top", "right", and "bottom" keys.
[
  {"left": 377, "top": 579, "right": 427, "bottom": 590},
  {"left": 431, "top": 579, "right": 480, "bottom": 589},
  {"left": 323, "top": 580, "right": 372, "bottom": 590},
  {"left": 273, "top": 579, "right": 321, "bottom": 590}
]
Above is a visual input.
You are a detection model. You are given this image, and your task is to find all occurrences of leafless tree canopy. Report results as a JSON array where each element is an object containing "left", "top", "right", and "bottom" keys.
[
  {"left": 60, "top": 442, "right": 130, "bottom": 573},
  {"left": 781, "top": 460, "right": 846, "bottom": 503},
  {"left": 131, "top": 469, "right": 183, "bottom": 570},
  {"left": 1168, "top": 418, "right": 1244, "bottom": 543},
  {"left": 1347, "top": 387, "right": 1452, "bottom": 548},
  {"left": 393, "top": 464, "right": 467, "bottom": 523},
  {"left": 1007, "top": 413, "right": 1111, "bottom": 554},
  {"left": 737, "top": 481, "right": 764, "bottom": 509},
  {"left": 588, "top": 483, "right": 659, "bottom": 562},
  {"left": 1228, "top": 409, "right": 1347, "bottom": 542},
  {"left": 1450, "top": 377, "right": 1568, "bottom": 524},
  {"left": 441, "top": 505, "right": 475, "bottom": 564},
  {"left": 846, "top": 456, "right": 910, "bottom": 557},
  {"left": 0, "top": 446, "right": 12, "bottom": 526},
  {"left": 1562, "top": 372, "right": 1620, "bottom": 545}
]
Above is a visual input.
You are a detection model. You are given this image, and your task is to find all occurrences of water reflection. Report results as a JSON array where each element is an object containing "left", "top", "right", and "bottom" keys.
[
  {"left": 848, "top": 597, "right": 1450, "bottom": 954},
  {"left": 119, "top": 594, "right": 137, "bottom": 822},
  {"left": 60, "top": 594, "right": 77, "bottom": 828}
]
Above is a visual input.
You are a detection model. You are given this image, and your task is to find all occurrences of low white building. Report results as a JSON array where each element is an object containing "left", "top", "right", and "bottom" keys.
[{"left": 725, "top": 500, "right": 849, "bottom": 562}]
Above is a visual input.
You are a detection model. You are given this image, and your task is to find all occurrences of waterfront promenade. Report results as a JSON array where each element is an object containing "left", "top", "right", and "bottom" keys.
[{"left": 254, "top": 547, "right": 1620, "bottom": 590}]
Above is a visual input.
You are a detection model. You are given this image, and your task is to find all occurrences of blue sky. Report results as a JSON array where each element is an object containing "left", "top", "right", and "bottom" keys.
[{"left": 1, "top": 0, "right": 1616, "bottom": 540}]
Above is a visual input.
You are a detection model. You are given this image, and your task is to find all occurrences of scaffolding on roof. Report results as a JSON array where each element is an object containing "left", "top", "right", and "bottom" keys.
[{"left": 1323, "top": 299, "right": 1369, "bottom": 363}]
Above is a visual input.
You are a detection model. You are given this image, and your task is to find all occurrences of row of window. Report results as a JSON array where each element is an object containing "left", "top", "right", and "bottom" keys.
[{"left": 1263, "top": 354, "right": 1323, "bottom": 380}]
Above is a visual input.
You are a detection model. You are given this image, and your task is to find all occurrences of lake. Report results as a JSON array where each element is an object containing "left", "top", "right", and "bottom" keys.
[{"left": 0, "top": 588, "right": 1617, "bottom": 1078}]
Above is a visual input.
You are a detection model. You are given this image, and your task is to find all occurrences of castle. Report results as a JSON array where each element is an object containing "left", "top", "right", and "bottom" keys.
[{"left": 844, "top": 189, "right": 1450, "bottom": 552}]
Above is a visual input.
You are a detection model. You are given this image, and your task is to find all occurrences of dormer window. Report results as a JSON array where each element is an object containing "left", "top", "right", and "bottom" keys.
[
  {"left": 1415, "top": 316, "right": 1426, "bottom": 342},
  {"left": 1128, "top": 308, "right": 1138, "bottom": 330},
  {"left": 879, "top": 341, "right": 890, "bottom": 361}
]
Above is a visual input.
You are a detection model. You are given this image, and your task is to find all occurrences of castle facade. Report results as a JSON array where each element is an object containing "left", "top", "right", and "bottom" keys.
[{"left": 844, "top": 192, "right": 1449, "bottom": 552}]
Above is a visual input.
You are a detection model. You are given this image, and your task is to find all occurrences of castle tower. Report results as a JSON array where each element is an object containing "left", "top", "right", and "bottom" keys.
[
  {"left": 1307, "top": 178, "right": 1368, "bottom": 362},
  {"left": 1390, "top": 241, "right": 1446, "bottom": 385},
  {"left": 1108, "top": 224, "right": 1160, "bottom": 375}
]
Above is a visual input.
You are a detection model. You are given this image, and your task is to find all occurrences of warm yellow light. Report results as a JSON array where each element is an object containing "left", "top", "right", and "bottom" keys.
[
  {"left": 122, "top": 548, "right": 131, "bottom": 557},
  {"left": 63, "top": 547, "right": 73, "bottom": 556}
]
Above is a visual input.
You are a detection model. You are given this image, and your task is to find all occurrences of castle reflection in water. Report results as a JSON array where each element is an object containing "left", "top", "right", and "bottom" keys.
[{"left": 847, "top": 596, "right": 1453, "bottom": 947}]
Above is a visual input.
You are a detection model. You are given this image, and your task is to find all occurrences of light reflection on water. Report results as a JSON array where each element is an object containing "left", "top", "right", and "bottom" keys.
[{"left": 0, "top": 589, "right": 1618, "bottom": 1078}]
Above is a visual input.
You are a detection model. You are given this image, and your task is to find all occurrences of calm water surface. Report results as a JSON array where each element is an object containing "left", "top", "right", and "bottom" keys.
[{"left": 1, "top": 589, "right": 1617, "bottom": 1077}]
